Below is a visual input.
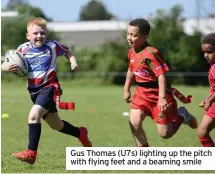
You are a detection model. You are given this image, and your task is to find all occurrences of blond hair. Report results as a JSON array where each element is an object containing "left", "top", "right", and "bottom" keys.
[{"left": 27, "top": 17, "right": 47, "bottom": 30}]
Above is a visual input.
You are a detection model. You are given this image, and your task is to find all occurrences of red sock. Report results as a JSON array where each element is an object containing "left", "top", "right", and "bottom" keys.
[
  {"left": 138, "top": 143, "right": 149, "bottom": 147},
  {"left": 199, "top": 136, "right": 215, "bottom": 147},
  {"left": 172, "top": 115, "right": 184, "bottom": 133}
]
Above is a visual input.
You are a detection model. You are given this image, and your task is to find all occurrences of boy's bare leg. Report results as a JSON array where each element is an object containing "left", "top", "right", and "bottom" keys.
[
  {"left": 156, "top": 123, "right": 174, "bottom": 139},
  {"left": 129, "top": 109, "right": 149, "bottom": 146},
  {"left": 198, "top": 114, "right": 215, "bottom": 147}
]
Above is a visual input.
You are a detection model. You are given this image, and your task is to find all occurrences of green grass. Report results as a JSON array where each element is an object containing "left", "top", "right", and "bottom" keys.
[{"left": 1, "top": 80, "right": 215, "bottom": 173}]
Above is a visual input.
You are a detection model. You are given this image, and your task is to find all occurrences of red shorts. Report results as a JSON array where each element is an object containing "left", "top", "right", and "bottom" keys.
[
  {"left": 205, "top": 102, "right": 215, "bottom": 119},
  {"left": 130, "top": 86, "right": 178, "bottom": 124}
]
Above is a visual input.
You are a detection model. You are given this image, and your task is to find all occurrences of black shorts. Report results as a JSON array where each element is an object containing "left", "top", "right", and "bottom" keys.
[{"left": 30, "top": 86, "right": 57, "bottom": 113}]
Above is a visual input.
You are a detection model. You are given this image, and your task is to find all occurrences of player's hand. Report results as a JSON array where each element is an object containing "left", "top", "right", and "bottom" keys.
[
  {"left": 198, "top": 100, "right": 205, "bottom": 107},
  {"left": 124, "top": 90, "right": 131, "bottom": 103},
  {"left": 204, "top": 100, "right": 211, "bottom": 111},
  {"left": 71, "top": 62, "right": 79, "bottom": 72},
  {"left": 69, "top": 56, "right": 79, "bottom": 72},
  {"left": 3, "top": 63, "right": 19, "bottom": 72},
  {"left": 158, "top": 97, "right": 168, "bottom": 112},
  {"left": 1, "top": 62, "right": 18, "bottom": 72},
  {"left": 8, "top": 64, "right": 19, "bottom": 72}
]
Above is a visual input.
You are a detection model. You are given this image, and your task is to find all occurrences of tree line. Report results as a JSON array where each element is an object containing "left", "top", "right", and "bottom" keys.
[{"left": 1, "top": 0, "right": 210, "bottom": 85}]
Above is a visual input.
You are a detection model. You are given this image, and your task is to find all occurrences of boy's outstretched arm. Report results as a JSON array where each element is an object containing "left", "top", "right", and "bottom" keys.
[
  {"left": 124, "top": 68, "right": 135, "bottom": 103},
  {"left": 158, "top": 73, "right": 168, "bottom": 112},
  {"left": 65, "top": 50, "right": 79, "bottom": 72}
]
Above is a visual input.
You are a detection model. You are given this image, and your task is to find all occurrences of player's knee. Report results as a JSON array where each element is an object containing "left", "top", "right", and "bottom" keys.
[
  {"left": 28, "top": 105, "right": 47, "bottom": 123},
  {"left": 28, "top": 113, "right": 41, "bottom": 123},
  {"left": 129, "top": 120, "right": 141, "bottom": 131},
  {"left": 158, "top": 130, "right": 173, "bottom": 139}
]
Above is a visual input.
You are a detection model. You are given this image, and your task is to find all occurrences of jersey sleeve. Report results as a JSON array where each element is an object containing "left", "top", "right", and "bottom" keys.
[
  {"left": 147, "top": 48, "right": 169, "bottom": 77},
  {"left": 53, "top": 41, "right": 69, "bottom": 56},
  {"left": 17, "top": 45, "right": 23, "bottom": 53},
  {"left": 17, "top": 42, "right": 30, "bottom": 54}
]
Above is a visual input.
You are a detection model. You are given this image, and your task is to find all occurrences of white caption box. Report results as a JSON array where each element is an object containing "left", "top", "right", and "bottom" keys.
[{"left": 66, "top": 147, "right": 215, "bottom": 170}]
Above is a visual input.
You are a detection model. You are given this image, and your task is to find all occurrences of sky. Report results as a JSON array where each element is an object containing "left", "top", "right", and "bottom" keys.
[{"left": 1, "top": 0, "right": 215, "bottom": 22}]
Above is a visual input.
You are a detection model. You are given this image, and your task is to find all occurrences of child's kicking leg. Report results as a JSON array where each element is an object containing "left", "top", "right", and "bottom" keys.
[
  {"left": 198, "top": 114, "right": 215, "bottom": 147},
  {"left": 129, "top": 109, "right": 149, "bottom": 147},
  {"left": 156, "top": 106, "right": 197, "bottom": 139},
  {"left": 12, "top": 105, "right": 46, "bottom": 164},
  {"left": 167, "top": 106, "right": 196, "bottom": 137},
  {"left": 44, "top": 112, "right": 92, "bottom": 147},
  {"left": 178, "top": 107, "right": 198, "bottom": 129}
]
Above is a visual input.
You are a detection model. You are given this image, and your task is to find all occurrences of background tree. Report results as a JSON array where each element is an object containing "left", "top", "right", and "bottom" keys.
[
  {"left": 16, "top": 4, "right": 52, "bottom": 21},
  {"left": 2, "top": 17, "right": 27, "bottom": 55},
  {"left": 5, "top": 0, "right": 28, "bottom": 10},
  {"left": 148, "top": 5, "right": 208, "bottom": 85},
  {"left": 79, "top": 0, "right": 115, "bottom": 21},
  {"left": 72, "top": 39, "right": 128, "bottom": 84}
]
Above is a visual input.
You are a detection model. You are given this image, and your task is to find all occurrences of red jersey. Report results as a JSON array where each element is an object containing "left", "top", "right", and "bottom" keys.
[
  {"left": 209, "top": 64, "right": 215, "bottom": 94},
  {"left": 128, "top": 44, "right": 192, "bottom": 106},
  {"left": 128, "top": 45, "right": 169, "bottom": 83},
  {"left": 205, "top": 64, "right": 215, "bottom": 119}
]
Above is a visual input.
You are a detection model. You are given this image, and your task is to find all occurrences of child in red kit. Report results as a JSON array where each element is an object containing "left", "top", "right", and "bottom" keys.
[
  {"left": 198, "top": 33, "right": 215, "bottom": 147},
  {"left": 124, "top": 18, "right": 197, "bottom": 147}
]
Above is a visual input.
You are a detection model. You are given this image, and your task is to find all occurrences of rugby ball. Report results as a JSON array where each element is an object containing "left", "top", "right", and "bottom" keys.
[{"left": 5, "top": 49, "right": 28, "bottom": 77}]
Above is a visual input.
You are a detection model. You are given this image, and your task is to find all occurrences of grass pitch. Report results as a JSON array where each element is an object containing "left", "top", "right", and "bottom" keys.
[{"left": 1, "top": 80, "right": 214, "bottom": 173}]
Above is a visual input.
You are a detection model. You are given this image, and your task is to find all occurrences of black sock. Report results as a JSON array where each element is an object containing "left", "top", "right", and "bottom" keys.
[
  {"left": 28, "top": 123, "right": 41, "bottom": 151},
  {"left": 58, "top": 120, "right": 80, "bottom": 138}
]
